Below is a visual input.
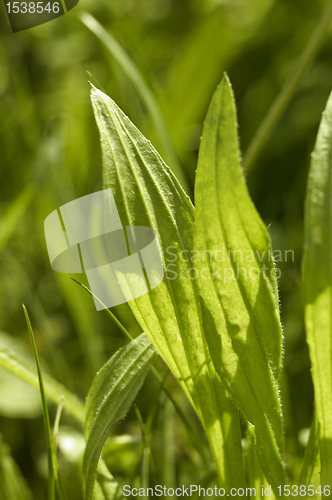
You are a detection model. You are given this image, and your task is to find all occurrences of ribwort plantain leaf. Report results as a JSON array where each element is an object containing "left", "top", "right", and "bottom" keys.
[
  {"left": 193, "top": 75, "right": 285, "bottom": 493},
  {"left": 91, "top": 84, "right": 245, "bottom": 489}
]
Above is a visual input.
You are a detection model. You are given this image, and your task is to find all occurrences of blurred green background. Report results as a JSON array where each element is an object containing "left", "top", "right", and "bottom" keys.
[{"left": 1, "top": 0, "right": 332, "bottom": 496}]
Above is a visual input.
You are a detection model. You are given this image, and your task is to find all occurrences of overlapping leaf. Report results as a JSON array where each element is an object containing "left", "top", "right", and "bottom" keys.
[
  {"left": 91, "top": 85, "right": 245, "bottom": 488},
  {"left": 303, "top": 90, "right": 332, "bottom": 486},
  {"left": 193, "top": 76, "right": 284, "bottom": 491},
  {"left": 83, "top": 333, "right": 156, "bottom": 499}
]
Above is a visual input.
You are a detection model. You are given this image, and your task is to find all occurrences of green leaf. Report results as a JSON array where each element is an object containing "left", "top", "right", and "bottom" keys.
[
  {"left": 83, "top": 333, "right": 156, "bottom": 500},
  {"left": 193, "top": 75, "right": 285, "bottom": 492},
  {"left": 91, "top": 85, "right": 245, "bottom": 489},
  {"left": 0, "top": 433, "right": 33, "bottom": 500},
  {"left": 303, "top": 90, "right": 332, "bottom": 486}
]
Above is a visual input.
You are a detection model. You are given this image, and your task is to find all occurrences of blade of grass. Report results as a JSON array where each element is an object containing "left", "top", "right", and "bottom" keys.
[
  {"left": 78, "top": 12, "right": 189, "bottom": 193},
  {"left": 243, "top": 3, "right": 332, "bottom": 173},
  {"left": 87, "top": 71, "right": 106, "bottom": 94},
  {"left": 23, "top": 305, "right": 56, "bottom": 500}
]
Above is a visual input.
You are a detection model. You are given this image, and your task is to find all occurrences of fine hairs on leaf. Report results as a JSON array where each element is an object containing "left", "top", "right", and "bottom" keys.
[
  {"left": 4, "top": 11, "right": 332, "bottom": 494},
  {"left": 82, "top": 333, "right": 156, "bottom": 500},
  {"left": 91, "top": 82, "right": 245, "bottom": 489},
  {"left": 193, "top": 75, "right": 285, "bottom": 493},
  {"left": 90, "top": 75, "right": 285, "bottom": 493}
]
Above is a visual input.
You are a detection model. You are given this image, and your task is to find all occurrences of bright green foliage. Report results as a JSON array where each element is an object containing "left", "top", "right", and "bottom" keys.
[
  {"left": 303, "top": 90, "right": 332, "bottom": 486},
  {"left": 91, "top": 85, "right": 245, "bottom": 489},
  {"left": 0, "top": 433, "right": 33, "bottom": 500},
  {"left": 83, "top": 333, "right": 156, "bottom": 500},
  {"left": 2, "top": 1, "right": 332, "bottom": 496},
  {"left": 193, "top": 76, "right": 285, "bottom": 491}
]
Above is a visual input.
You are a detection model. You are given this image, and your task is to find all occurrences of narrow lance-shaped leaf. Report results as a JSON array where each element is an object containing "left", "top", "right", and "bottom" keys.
[
  {"left": 193, "top": 75, "right": 285, "bottom": 492},
  {"left": 91, "top": 85, "right": 245, "bottom": 488},
  {"left": 303, "top": 90, "right": 332, "bottom": 486},
  {"left": 83, "top": 333, "right": 156, "bottom": 500}
]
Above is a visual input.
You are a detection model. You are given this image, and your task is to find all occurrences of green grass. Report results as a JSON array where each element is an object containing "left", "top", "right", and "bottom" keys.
[{"left": 1, "top": 1, "right": 332, "bottom": 498}]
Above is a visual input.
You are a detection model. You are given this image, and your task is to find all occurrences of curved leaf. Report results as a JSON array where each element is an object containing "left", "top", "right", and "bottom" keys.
[
  {"left": 91, "top": 85, "right": 245, "bottom": 489},
  {"left": 193, "top": 75, "right": 285, "bottom": 492},
  {"left": 83, "top": 333, "right": 156, "bottom": 500}
]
